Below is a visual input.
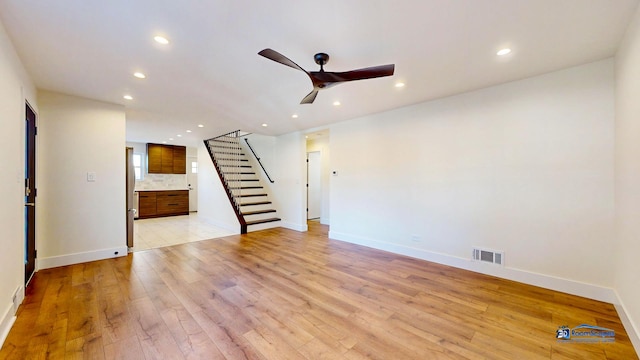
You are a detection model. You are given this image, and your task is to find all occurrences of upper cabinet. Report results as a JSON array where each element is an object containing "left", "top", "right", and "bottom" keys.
[
  {"left": 172, "top": 146, "right": 186, "bottom": 174},
  {"left": 147, "top": 143, "right": 186, "bottom": 174}
]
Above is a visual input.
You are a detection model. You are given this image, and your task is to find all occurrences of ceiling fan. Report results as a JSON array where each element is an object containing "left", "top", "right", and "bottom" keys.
[{"left": 258, "top": 48, "right": 395, "bottom": 104}]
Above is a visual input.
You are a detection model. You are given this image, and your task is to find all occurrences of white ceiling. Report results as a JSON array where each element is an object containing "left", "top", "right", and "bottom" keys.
[{"left": 1, "top": 0, "right": 637, "bottom": 147}]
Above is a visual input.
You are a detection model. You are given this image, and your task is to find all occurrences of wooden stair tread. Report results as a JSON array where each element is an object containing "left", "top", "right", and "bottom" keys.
[
  {"left": 236, "top": 193, "right": 267, "bottom": 197},
  {"left": 241, "top": 209, "right": 276, "bottom": 216},
  {"left": 210, "top": 145, "right": 242, "bottom": 150},
  {"left": 240, "top": 201, "right": 272, "bottom": 206},
  {"left": 246, "top": 217, "right": 281, "bottom": 226},
  {"left": 213, "top": 151, "right": 245, "bottom": 155}
]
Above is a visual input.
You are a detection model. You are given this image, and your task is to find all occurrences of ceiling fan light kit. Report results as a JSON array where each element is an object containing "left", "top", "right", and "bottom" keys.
[{"left": 258, "top": 48, "right": 395, "bottom": 104}]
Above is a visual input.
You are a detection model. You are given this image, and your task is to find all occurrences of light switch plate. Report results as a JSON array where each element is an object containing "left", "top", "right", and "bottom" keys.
[{"left": 87, "top": 172, "right": 96, "bottom": 182}]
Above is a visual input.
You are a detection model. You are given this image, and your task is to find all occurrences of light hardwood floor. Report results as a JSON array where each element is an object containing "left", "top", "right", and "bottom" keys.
[{"left": 1, "top": 222, "right": 637, "bottom": 359}]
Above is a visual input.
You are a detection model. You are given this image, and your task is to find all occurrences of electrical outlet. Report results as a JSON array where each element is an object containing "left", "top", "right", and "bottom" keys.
[{"left": 87, "top": 172, "right": 96, "bottom": 182}]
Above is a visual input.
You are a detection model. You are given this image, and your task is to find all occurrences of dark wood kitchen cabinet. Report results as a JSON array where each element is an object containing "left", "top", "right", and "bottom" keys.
[
  {"left": 147, "top": 143, "right": 186, "bottom": 174},
  {"left": 172, "top": 146, "right": 186, "bottom": 174},
  {"left": 137, "top": 191, "right": 157, "bottom": 218},
  {"left": 137, "top": 190, "right": 189, "bottom": 219}
]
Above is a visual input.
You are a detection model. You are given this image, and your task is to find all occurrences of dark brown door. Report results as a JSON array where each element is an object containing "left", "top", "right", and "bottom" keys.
[
  {"left": 25, "top": 102, "right": 37, "bottom": 285},
  {"left": 126, "top": 147, "right": 135, "bottom": 248}
]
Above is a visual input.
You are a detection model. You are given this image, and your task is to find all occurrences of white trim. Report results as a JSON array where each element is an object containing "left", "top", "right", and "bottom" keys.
[
  {"left": 38, "top": 246, "right": 128, "bottom": 270},
  {"left": 614, "top": 293, "right": 640, "bottom": 354},
  {"left": 328, "top": 230, "right": 617, "bottom": 303},
  {"left": 0, "top": 304, "right": 16, "bottom": 349},
  {"left": 281, "top": 221, "right": 308, "bottom": 232}
]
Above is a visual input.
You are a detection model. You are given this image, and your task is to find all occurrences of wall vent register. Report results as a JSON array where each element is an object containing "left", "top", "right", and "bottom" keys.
[{"left": 472, "top": 247, "right": 504, "bottom": 266}]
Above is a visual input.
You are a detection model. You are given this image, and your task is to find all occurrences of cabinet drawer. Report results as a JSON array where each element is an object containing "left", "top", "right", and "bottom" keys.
[{"left": 156, "top": 191, "right": 188, "bottom": 215}]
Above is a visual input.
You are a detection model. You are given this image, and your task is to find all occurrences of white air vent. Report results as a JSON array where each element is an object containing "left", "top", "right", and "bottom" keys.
[{"left": 473, "top": 248, "right": 504, "bottom": 266}]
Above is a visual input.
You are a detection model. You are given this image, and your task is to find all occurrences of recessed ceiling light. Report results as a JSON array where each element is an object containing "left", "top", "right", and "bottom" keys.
[
  {"left": 162, "top": 141, "right": 167, "bottom": 144},
  {"left": 186, "top": 130, "right": 192, "bottom": 133},
  {"left": 333, "top": 101, "right": 341, "bottom": 106},
  {"left": 292, "top": 114, "right": 298, "bottom": 119},
  {"left": 154, "top": 35, "right": 169, "bottom": 45},
  {"left": 133, "top": 72, "right": 146, "bottom": 79},
  {"left": 497, "top": 48, "right": 512, "bottom": 56},
  {"left": 262, "top": 123, "right": 268, "bottom": 127},
  {"left": 169, "top": 138, "right": 174, "bottom": 141},
  {"left": 123, "top": 95, "right": 133, "bottom": 100},
  {"left": 197, "top": 124, "right": 204, "bottom": 128},
  {"left": 177, "top": 134, "right": 182, "bottom": 137},
  {"left": 395, "top": 83, "right": 405, "bottom": 88}
]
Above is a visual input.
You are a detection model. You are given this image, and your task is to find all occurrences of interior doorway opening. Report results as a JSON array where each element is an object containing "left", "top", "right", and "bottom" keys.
[{"left": 305, "top": 129, "right": 330, "bottom": 225}]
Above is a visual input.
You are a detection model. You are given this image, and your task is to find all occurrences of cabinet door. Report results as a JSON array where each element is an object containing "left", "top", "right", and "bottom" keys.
[
  {"left": 173, "top": 146, "right": 186, "bottom": 174},
  {"left": 147, "top": 144, "right": 162, "bottom": 173},
  {"left": 161, "top": 145, "right": 174, "bottom": 173},
  {"left": 138, "top": 191, "right": 157, "bottom": 217}
]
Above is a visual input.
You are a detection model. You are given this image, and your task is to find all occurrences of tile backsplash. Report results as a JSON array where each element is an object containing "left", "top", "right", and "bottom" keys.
[{"left": 135, "top": 174, "right": 188, "bottom": 190}]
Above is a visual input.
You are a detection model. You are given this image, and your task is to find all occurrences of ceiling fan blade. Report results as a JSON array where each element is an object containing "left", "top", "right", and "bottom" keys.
[
  {"left": 258, "top": 48, "right": 307, "bottom": 73},
  {"left": 300, "top": 90, "right": 319, "bottom": 104},
  {"left": 327, "top": 64, "right": 395, "bottom": 82}
]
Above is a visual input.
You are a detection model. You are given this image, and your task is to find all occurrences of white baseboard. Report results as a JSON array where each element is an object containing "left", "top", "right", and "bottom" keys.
[
  {"left": 281, "top": 221, "right": 308, "bottom": 232},
  {"left": 614, "top": 293, "right": 640, "bottom": 354},
  {"left": 328, "top": 230, "right": 617, "bottom": 303},
  {"left": 0, "top": 303, "right": 16, "bottom": 350},
  {"left": 38, "top": 246, "right": 128, "bottom": 270}
]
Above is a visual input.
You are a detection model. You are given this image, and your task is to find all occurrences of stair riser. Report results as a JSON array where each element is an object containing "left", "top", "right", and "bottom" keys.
[
  {"left": 243, "top": 212, "right": 278, "bottom": 222},
  {"left": 230, "top": 188, "right": 266, "bottom": 196},
  {"left": 247, "top": 220, "right": 281, "bottom": 232}
]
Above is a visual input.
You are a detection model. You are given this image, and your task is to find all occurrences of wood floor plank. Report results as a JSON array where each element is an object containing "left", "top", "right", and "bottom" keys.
[{"left": 1, "top": 221, "right": 637, "bottom": 359}]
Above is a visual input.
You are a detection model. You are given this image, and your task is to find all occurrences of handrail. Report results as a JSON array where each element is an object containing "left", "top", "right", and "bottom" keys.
[{"left": 244, "top": 138, "right": 274, "bottom": 183}]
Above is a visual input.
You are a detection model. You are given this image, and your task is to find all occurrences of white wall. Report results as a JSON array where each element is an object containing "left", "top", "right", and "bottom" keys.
[
  {"left": 329, "top": 59, "right": 616, "bottom": 300},
  {"left": 272, "top": 132, "right": 308, "bottom": 231},
  {"left": 0, "top": 18, "right": 36, "bottom": 347},
  {"left": 197, "top": 142, "right": 240, "bottom": 233},
  {"left": 37, "top": 91, "right": 128, "bottom": 268},
  {"left": 306, "top": 134, "right": 331, "bottom": 224},
  {"left": 614, "top": 4, "right": 640, "bottom": 350}
]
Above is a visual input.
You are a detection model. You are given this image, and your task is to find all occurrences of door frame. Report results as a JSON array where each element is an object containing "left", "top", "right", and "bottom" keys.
[
  {"left": 306, "top": 151, "right": 322, "bottom": 220},
  {"left": 126, "top": 147, "right": 135, "bottom": 248},
  {"left": 25, "top": 101, "right": 37, "bottom": 285}
]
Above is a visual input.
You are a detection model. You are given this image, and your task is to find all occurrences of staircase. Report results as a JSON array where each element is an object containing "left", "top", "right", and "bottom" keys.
[{"left": 204, "top": 130, "right": 280, "bottom": 234}]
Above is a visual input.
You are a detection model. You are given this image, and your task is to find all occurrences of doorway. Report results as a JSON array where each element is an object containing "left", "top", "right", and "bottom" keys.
[
  {"left": 187, "top": 155, "right": 198, "bottom": 212},
  {"left": 24, "top": 102, "right": 36, "bottom": 285},
  {"left": 307, "top": 151, "right": 322, "bottom": 220}
]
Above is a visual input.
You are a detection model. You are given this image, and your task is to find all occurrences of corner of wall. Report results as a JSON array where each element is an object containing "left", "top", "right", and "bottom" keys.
[
  {"left": 615, "top": 292, "right": 640, "bottom": 354},
  {"left": 0, "top": 284, "right": 23, "bottom": 350}
]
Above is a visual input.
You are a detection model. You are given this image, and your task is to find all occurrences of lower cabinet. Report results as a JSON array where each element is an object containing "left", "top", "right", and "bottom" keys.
[{"left": 137, "top": 190, "right": 189, "bottom": 218}]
